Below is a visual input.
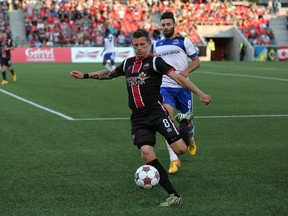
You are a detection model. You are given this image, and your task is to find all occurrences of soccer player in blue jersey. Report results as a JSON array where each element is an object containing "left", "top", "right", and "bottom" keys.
[
  {"left": 71, "top": 29, "right": 211, "bottom": 207},
  {"left": 101, "top": 29, "right": 116, "bottom": 72},
  {"left": 153, "top": 12, "right": 200, "bottom": 174}
]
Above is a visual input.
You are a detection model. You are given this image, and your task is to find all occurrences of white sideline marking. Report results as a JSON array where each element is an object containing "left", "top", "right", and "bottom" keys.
[
  {"left": 202, "top": 71, "right": 288, "bottom": 82},
  {"left": 1, "top": 89, "right": 288, "bottom": 121},
  {"left": 0, "top": 88, "right": 74, "bottom": 120},
  {"left": 195, "top": 114, "right": 288, "bottom": 119},
  {"left": 73, "top": 114, "right": 288, "bottom": 121}
]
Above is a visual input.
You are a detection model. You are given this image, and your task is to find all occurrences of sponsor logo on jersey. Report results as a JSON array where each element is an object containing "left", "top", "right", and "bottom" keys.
[{"left": 126, "top": 72, "right": 150, "bottom": 86}]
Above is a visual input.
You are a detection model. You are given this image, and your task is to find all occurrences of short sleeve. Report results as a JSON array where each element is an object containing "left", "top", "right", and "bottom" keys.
[
  {"left": 184, "top": 37, "right": 198, "bottom": 59},
  {"left": 154, "top": 57, "right": 175, "bottom": 75}
]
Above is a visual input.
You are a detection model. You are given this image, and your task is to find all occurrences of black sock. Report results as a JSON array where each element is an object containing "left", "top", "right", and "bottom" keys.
[
  {"left": 2, "top": 71, "right": 6, "bottom": 80},
  {"left": 179, "top": 119, "right": 191, "bottom": 146},
  {"left": 10, "top": 69, "right": 14, "bottom": 76},
  {"left": 147, "top": 159, "right": 180, "bottom": 197}
]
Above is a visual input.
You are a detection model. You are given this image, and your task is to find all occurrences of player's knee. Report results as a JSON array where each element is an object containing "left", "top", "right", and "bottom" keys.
[
  {"left": 170, "top": 141, "right": 187, "bottom": 155},
  {"left": 177, "top": 143, "right": 187, "bottom": 155},
  {"left": 140, "top": 145, "right": 156, "bottom": 162}
]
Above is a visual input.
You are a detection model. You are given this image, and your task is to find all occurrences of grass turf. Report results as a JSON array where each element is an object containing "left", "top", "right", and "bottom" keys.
[{"left": 0, "top": 62, "right": 288, "bottom": 216}]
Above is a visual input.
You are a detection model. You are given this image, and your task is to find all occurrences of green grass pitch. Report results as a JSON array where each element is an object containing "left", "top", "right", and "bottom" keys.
[{"left": 0, "top": 62, "right": 288, "bottom": 216}]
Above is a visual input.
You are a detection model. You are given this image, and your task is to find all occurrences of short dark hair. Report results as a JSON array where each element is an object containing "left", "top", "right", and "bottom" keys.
[
  {"left": 132, "top": 29, "right": 150, "bottom": 42},
  {"left": 160, "top": 12, "right": 175, "bottom": 23},
  {"left": 153, "top": 29, "right": 160, "bottom": 36}
]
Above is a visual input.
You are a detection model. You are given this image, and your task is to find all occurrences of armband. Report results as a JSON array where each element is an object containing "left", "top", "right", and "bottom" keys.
[{"left": 83, "top": 73, "right": 89, "bottom": 79}]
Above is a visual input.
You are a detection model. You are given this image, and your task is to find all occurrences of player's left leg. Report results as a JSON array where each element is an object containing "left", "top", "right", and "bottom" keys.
[
  {"left": 160, "top": 87, "right": 181, "bottom": 173},
  {"left": 110, "top": 53, "right": 116, "bottom": 70},
  {"left": 8, "top": 63, "right": 16, "bottom": 82}
]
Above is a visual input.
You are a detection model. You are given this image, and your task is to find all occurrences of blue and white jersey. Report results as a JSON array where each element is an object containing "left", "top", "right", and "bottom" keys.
[
  {"left": 154, "top": 36, "right": 198, "bottom": 88},
  {"left": 104, "top": 34, "right": 115, "bottom": 54}
]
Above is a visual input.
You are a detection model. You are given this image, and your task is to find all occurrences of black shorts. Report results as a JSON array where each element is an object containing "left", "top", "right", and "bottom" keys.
[
  {"left": 1, "top": 58, "right": 12, "bottom": 67},
  {"left": 131, "top": 103, "right": 182, "bottom": 149}
]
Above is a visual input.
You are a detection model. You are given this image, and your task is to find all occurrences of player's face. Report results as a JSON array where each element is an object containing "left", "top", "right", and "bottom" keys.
[
  {"left": 160, "top": 19, "right": 175, "bottom": 39},
  {"left": 132, "top": 37, "right": 150, "bottom": 59}
]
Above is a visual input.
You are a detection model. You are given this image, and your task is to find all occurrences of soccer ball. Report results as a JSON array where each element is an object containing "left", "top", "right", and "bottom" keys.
[{"left": 134, "top": 165, "right": 160, "bottom": 189}]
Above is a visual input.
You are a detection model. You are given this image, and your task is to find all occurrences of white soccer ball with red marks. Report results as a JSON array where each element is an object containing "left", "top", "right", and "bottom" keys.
[{"left": 134, "top": 165, "right": 160, "bottom": 189}]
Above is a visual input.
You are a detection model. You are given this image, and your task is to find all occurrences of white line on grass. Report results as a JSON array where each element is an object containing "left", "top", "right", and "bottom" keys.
[
  {"left": 202, "top": 71, "right": 288, "bottom": 82},
  {"left": 202, "top": 64, "right": 285, "bottom": 72},
  {"left": 72, "top": 114, "right": 288, "bottom": 121},
  {"left": 2, "top": 88, "right": 288, "bottom": 121},
  {"left": 0, "top": 88, "right": 75, "bottom": 120}
]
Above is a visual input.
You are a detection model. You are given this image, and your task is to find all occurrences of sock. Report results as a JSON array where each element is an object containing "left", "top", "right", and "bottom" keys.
[
  {"left": 111, "top": 65, "right": 116, "bottom": 70},
  {"left": 10, "top": 69, "right": 14, "bottom": 76},
  {"left": 2, "top": 71, "right": 6, "bottom": 80},
  {"left": 104, "top": 64, "right": 112, "bottom": 71},
  {"left": 179, "top": 119, "right": 193, "bottom": 146},
  {"left": 189, "top": 122, "right": 195, "bottom": 142},
  {"left": 166, "top": 140, "right": 179, "bottom": 161},
  {"left": 147, "top": 159, "right": 180, "bottom": 197}
]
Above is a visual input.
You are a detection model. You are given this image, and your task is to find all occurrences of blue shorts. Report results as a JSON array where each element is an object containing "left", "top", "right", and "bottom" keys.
[
  {"left": 104, "top": 52, "right": 115, "bottom": 61},
  {"left": 160, "top": 87, "right": 193, "bottom": 113}
]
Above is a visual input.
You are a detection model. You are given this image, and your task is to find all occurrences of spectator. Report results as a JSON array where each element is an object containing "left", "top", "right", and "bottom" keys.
[
  {"left": 117, "top": 31, "right": 126, "bottom": 47},
  {"left": 13, "top": 36, "right": 20, "bottom": 47}
]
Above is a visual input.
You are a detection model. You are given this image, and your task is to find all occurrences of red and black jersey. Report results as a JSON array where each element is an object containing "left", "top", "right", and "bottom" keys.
[
  {"left": 112, "top": 54, "right": 175, "bottom": 111},
  {"left": 0, "top": 38, "right": 13, "bottom": 59}
]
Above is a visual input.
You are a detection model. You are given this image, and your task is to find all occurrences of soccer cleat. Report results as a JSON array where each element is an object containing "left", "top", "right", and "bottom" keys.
[
  {"left": 159, "top": 194, "right": 183, "bottom": 207},
  {"left": 188, "top": 140, "right": 197, "bottom": 156},
  {"left": 174, "top": 112, "right": 194, "bottom": 123},
  {"left": 12, "top": 74, "right": 17, "bottom": 82},
  {"left": 168, "top": 159, "right": 181, "bottom": 174},
  {"left": 1, "top": 80, "right": 8, "bottom": 85}
]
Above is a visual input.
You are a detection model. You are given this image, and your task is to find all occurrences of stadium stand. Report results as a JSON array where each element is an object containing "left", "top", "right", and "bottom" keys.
[{"left": 3, "top": 0, "right": 286, "bottom": 48}]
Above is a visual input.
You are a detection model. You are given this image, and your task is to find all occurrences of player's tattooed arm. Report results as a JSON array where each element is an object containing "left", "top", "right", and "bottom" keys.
[
  {"left": 70, "top": 69, "right": 120, "bottom": 80},
  {"left": 88, "top": 70, "right": 112, "bottom": 80}
]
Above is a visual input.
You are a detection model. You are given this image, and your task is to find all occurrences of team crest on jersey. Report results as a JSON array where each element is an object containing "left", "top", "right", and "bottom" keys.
[
  {"left": 138, "top": 72, "right": 149, "bottom": 81},
  {"left": 143, "top": 63, "right": 150, "bottom": 70},
  {"left": 172, "top": 39, "right": 180, "bottom": 45}
]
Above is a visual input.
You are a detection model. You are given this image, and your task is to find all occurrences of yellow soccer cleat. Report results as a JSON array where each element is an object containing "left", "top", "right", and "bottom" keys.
[
  {"left": 12, "top": 74, "right": 17, "bottom": 82},
  {"left": 188, "top": 140, "right": 197, "bottom": 156},
  {"left": 168, "top": 159, "right": 181, "bottom": 174},
  {"left": 1, "top": 80, "right": 8, "bottom": 85}
]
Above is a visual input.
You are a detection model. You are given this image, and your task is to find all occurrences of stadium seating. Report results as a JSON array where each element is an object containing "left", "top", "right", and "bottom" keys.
[{"left": 7, "top": 0, "right": 277, "bottom": 47}]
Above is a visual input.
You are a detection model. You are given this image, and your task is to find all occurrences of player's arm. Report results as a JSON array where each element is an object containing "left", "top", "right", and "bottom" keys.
[
  {"left": 179, "top": 38, "right": 200, "bottom": 78},
  {"left": 179, "top": 56, "right": 200, "bottom": 78},
  {"left": 168, "top": 70, "right": 211, "bottom": 105},
  {"left": 70, "top": 69, "right": 120, "bottom": 80}
]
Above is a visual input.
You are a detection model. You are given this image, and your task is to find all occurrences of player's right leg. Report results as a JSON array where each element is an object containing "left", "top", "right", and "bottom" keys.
[
  {"left": 102, "top": 56, "right": 111, "bottom": 71},
  {"left": 8, "top": 65, "right": 16, "bottom": 82},
  {"left": 140, "top": 145, "right": 183, "bottom": 207}
]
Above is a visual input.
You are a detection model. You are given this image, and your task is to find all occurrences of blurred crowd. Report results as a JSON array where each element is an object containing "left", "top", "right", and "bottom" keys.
[{"left": 0, "top": 0, "right": 281, "bottom": 48}]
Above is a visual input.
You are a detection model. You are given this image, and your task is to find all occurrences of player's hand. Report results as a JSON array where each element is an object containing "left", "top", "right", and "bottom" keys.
[
  {"left": 70, "top": 70, "right": 84, "bottom": 79},
  {"left": 200, "top": 94, "right": 211, "bottom": 105}
]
